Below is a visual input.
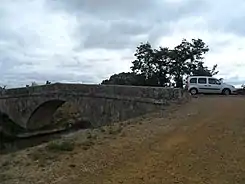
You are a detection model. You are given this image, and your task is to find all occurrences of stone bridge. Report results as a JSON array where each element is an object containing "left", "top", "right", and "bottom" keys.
[{"left": 0, "top": 83, "right": 189, "bottom": 131}]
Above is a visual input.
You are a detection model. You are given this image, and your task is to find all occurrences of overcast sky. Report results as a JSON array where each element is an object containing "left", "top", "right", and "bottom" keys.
[{"left": 1, "top": 0, "right": 245, "bottom": 88}]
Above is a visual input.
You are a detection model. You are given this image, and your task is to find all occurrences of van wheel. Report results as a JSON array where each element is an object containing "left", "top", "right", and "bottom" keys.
[
  {"left": 222, "top": 88, "right": 231, "bottom": 95},
  {"left": 189, "top": 88, "right": 198, "bottom": 95}
]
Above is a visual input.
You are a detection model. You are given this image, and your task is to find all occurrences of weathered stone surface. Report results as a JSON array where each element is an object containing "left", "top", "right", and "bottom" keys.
[{"left": 0, "top": 83, "right": 189, "bottom": 130}]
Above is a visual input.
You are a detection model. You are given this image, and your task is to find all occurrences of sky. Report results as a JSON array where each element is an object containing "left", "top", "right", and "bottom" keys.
[{"left": 0, "top": 0, "right": 245, "bottom": 88}]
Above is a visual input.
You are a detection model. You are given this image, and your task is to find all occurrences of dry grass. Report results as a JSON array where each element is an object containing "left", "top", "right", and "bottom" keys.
[{"left": 2, "top": 97, "right": 245, "bottom": 184}]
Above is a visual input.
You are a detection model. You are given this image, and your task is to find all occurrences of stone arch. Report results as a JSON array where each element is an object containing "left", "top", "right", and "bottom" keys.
[
  {"left": 26, "top": 99, "right": 65, "bottom": 130},
  {"left": 0, "top": 111, "right": 25, "bottom": 138}
]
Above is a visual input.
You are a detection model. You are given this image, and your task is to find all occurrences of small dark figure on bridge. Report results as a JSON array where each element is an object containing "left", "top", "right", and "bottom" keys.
[{"left": 0, "top": 85, "right": 7, "bottom": 95}]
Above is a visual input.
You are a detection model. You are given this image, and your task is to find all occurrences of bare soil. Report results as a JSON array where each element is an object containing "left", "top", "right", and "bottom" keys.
[{"left": 1, "top": 96, "right": 245, "bottom": 184}]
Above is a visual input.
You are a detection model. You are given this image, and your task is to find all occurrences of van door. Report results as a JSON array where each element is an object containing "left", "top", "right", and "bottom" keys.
[
  {"left": 197, "top": 77, "right": 208, "bottom": 93},
  {"left": 207, "top": 78, "right": 222, "bottom": 93}
]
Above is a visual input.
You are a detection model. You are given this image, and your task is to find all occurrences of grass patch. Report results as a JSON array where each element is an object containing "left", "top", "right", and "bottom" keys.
[
  {"left": 0, "top": 173, "right": 12, "bottom": 182},
  {"left": 99, "top": 127, "right": 106, "bottom": 133},
  {"left": 29, "top": 149, "right": 45, "bottom": 161},
  {"left": 108, "top": 126, "right": 123, "bottom": 135},
  {"left": 81, "top": 140, "right": 95, "bottom": 150},
  {"left": 46, "top": 140, "right": 75, "bottom": 152},
  {"left": 1, "top": 160, "right": 11, "bottom": 167},
  {"left": 28, "top": 140, "right": 75, "bottom": 166},
  {"left": 86, "top": 131, "right": 98, "bottom": 140},
  {"left": 29, "top": 148, "right": 58, "bottom": 167}
]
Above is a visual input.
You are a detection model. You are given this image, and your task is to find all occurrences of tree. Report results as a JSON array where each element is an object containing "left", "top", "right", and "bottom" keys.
[
  {"left": 192, "top": 64, "right": 218, "bottom": 76},
  {"left": 168, "top": 39, "right": 212, "bottom": 88},
  {"left": 153, "top": 47, "right": 171, "bottom": 86},
  {"left": 101, "top": 72, "right": 136, "bottom": 85},
  {"left": 131, "top": 42, "right": 155, "bottom": 79},
  {"left": 101, "top": 72, "right": 145, "bottom": 86},
  {"left": 131, "top": 42, "right": 170, "bottom": 87},
  {"left": 101, "top": 38, "right": 218, "bottom": 88}
]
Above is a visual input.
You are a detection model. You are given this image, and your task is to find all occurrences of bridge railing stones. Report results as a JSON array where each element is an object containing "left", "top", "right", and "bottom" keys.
[{"left": 0, "top": 83, "right": 185, "bottom": 102}]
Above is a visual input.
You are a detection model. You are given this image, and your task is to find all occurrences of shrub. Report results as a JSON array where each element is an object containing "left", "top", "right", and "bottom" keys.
[{"left": 46, "top": 140, "right": 75, "bottom": 152}]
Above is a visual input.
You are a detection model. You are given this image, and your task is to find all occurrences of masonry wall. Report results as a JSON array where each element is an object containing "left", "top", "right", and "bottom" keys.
[
  {"left": 0, "top": 84, "right": 190, "bottom": 131},
  {"left": 2, "top": 83, "right": 183, "bottom": 100}
]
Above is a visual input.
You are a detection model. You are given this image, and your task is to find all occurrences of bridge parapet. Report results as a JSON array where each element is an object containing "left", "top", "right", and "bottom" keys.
[{"left": 1, "top": 83, "right": 183, "bottom": 101}]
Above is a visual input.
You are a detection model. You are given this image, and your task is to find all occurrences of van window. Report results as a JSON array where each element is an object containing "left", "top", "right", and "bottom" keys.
[
  {"left": 198, "top": 78, "right": 207, "bottom": 84},
  {"left": 208, "top": 78, "right": 220, "bottom": 85},
  {"left": 190, "top": 78, "right": 197, "bottom": 83}
]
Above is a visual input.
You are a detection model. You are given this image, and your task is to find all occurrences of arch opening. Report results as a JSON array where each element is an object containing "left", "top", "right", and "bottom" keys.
[
  {"left": 0, "top": 111, "right": 28, "bottom": 151},
  {"left": 0, "top": 112, "right": 26, "bottom": 137},
  {"left": 52, "top": 102, "right": 93, "bottom": 130},
  {"left": 27, "top": 100, "right": 65, "bottom": 130},
  {"left": 27, "top": 100, "right": 93, "bottom": 131}
]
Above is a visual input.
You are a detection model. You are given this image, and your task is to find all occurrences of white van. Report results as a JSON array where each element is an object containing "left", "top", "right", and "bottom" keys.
[{"left": 185, "top": 76, "right": 237, "bottom": 95}]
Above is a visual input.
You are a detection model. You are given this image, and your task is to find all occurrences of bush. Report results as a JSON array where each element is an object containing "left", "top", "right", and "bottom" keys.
[
  {"left": 108, "top": 126, "right": 123, "bottom": 135},
  {"left": 46, "top": 140, "right": 75, "bottom": 152}
]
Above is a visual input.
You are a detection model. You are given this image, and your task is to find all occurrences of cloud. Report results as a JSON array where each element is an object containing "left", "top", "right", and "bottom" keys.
[
  {"left": 49, "top": 0, "right": 207, "bottom": 20},
  {"left": 81, "top": 20, "right": 151, "bottom": 50},
  {"left": 0, "top": 0, "right": 80, "bottom": 87},
  {"left": 48, "top": 0, "right": 207, "bottom": 49},
  {"left": 0, "top": 0, "right": 245, "bottom": 88}
]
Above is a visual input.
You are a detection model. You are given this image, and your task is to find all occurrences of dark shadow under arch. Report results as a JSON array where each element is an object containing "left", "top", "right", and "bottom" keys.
[
  {"left": 70, "top": 119, "right": 93, "bottom": 130},
  {"left": 27, "top": 100, "right": 65, "bottom": 130},
  {"left": 0, "top": 111, "right": 27, "bottom": 139}
]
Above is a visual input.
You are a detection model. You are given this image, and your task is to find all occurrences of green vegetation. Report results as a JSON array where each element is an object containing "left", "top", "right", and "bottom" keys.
[
  {"left": 46, "top": 140, "right": 75, "bottom": 152},
  {"left": 108, "top": 126, "right": 123, "bottom": 135},
  {"left": 102, "top": 38, "right": 218, "bottom": 88}
]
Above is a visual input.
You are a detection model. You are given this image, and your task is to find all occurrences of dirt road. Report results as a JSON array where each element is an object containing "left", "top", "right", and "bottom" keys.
[{"left": 1, "top": 96, "right": 245, "bottom": 184}]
